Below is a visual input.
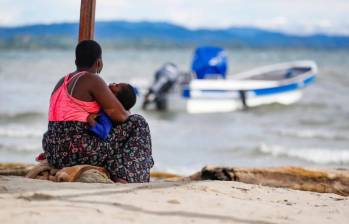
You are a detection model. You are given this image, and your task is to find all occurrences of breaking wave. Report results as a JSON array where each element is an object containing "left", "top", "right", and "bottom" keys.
[
  {"left": 0, "top": 112, "right": 44, "bottom": 123},
  {"left": 258, "top": 143, "right": 349, "bottom": 164},
  {"left": 0, "top": 143, "right": 41, "bottom": 153},
  {"left": 276, "top": 129, "right": 349, "bottom": 141},
  {"left": 0, "top": 125, "right": 45, "bottom": 138}
]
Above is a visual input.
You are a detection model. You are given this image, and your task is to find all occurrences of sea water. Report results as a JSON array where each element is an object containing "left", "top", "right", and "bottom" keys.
[{"left": 0, "top": 48, "right": 348, "bottom": 175}]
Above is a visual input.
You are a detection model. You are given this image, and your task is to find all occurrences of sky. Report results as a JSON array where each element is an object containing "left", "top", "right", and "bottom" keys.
[{"left": 0, "top": 0, "right": 348, "bottom": 35}]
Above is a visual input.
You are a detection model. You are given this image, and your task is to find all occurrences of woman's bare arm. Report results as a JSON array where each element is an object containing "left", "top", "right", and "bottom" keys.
[
  {"left": 88, "top": 75, "right": 129, "bottom": 122},
  {"left": 51, "top": 77, "right": 64, "bottom": 95}
]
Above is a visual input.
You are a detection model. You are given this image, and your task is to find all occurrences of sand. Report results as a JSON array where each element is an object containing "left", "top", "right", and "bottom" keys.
[{"left": 0, "top": 175, "right": 348, "bottom": 224}]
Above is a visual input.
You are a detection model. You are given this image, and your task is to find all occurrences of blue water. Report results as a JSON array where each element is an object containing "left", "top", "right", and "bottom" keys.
[{"left": 0, "top": 48, "right": 348, "bottom": 174}]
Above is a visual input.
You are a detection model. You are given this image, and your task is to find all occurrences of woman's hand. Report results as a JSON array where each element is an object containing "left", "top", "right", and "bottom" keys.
[{"left": 87, "top": 113, "right": 98, "bottom": 127}]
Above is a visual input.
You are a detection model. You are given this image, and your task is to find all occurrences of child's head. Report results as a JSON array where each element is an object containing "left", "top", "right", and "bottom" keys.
[{"left": 109, "top": 83, "right": 137, "bottom": 111}]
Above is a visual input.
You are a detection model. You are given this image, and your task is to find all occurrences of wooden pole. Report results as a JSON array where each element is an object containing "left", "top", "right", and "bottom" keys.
[{"left": 78, "top": 0, "right": 96, "bottom": 41}]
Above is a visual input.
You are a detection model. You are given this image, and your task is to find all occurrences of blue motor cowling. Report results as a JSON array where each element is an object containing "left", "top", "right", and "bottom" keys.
[{"left": 191, "top": 46, "right": 228, "bottom": 79}]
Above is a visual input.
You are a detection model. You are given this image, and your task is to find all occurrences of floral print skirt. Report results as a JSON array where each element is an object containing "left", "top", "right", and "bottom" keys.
[{"left": 42, "top": 114, "right": 154, "bottom": 183}]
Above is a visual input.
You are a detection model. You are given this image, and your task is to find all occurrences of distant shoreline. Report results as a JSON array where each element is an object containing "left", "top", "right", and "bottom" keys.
[{"left": 1, "top": 21, "right": 348, "bottom": 50}]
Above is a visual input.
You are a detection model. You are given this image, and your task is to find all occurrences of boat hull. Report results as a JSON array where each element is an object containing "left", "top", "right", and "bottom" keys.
[
  {"left": 184, "top": 60, "right": 317, "bottom": 113},
  {"left": 187, "top": 90, "right": 303, "bottom": 113}
]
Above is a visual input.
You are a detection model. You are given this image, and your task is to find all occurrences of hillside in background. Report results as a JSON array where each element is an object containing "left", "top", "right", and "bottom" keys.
[{"left": 0, "top": 21, "right": 348, "bottom": 49}]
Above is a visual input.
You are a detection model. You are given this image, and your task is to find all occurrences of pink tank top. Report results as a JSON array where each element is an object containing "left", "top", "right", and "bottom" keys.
[{"left": 48, "top": 72, "right": 101, "bottom": 122}]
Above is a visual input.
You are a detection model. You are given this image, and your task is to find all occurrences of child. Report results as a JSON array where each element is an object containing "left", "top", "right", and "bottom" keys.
[{"left": 87, "top": 83, "right": 137, "bottom": 140}]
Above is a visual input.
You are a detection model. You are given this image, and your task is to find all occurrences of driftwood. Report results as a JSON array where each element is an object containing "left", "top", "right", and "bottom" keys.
[
  {"left": 149, "top": 171, "right": 182, "bottom": 180},
  {"left": 189, "top": 166, "right": 349, "bottom": 196},
  {"left": 0, "top": 163, "right": 34, "bottom": 176},
  {"left": 1, "top": 163, "right": 348, "bottom": 196}
]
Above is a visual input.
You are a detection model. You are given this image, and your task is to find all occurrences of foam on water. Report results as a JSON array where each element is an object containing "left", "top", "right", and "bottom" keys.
[
  {"left": 258, "top": 143, "right": 349, "bottom": 164},
  {"left": 276, "top": 129, "right": 349, "bottom": 141},
  {"left": 0, "top": 125, "right": 45, "bottom": 138},
  {"left": 0, "top": 142, "right": 41, "bottom": 153}
]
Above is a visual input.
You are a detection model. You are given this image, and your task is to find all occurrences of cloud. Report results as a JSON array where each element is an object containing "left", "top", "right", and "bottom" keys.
[
  {"left": 0, "top": 11, "right": 18, "bottom": 26},
  {"left": 0, "top": 0, "right": 348, "bottom": 35},
  {"left": 0, "top": 0, "right": 80, "bottom": 26}
]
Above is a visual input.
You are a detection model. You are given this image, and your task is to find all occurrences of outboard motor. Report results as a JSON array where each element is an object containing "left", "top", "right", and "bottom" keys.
[{"left": 142, "top": 63, "right": 180, "bottom": 111}]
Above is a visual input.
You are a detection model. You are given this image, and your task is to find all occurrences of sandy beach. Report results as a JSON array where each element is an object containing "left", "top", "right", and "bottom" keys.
[{"left": 1, "top": 175, "right": 348, "bottom": 224}]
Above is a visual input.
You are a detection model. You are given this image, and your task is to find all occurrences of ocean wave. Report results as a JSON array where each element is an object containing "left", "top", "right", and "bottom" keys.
[
  {"left": 0, "top": 111, "right": 44, "bottom": 123},
  {"left": 0, "top": 143, "right": 41, "bottom": 153},
  {"left": 258, "top": 143, "right": 349, "bottom": 164},
  {"left": 276, "top": 129, "right": 349, "bottom": 141},
  {"left": 0, "top": 125, "right": 45, "bottom": 138}
]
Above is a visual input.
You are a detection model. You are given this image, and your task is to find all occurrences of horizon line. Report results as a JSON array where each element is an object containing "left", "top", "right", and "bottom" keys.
[{"left": 1, "top": 19, "right": 349, "bottom": 38}]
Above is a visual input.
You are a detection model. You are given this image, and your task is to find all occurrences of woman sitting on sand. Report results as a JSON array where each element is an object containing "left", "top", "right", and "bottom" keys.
[{"left": 42, "top": 40, "right": 154, "bottom": 183}]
